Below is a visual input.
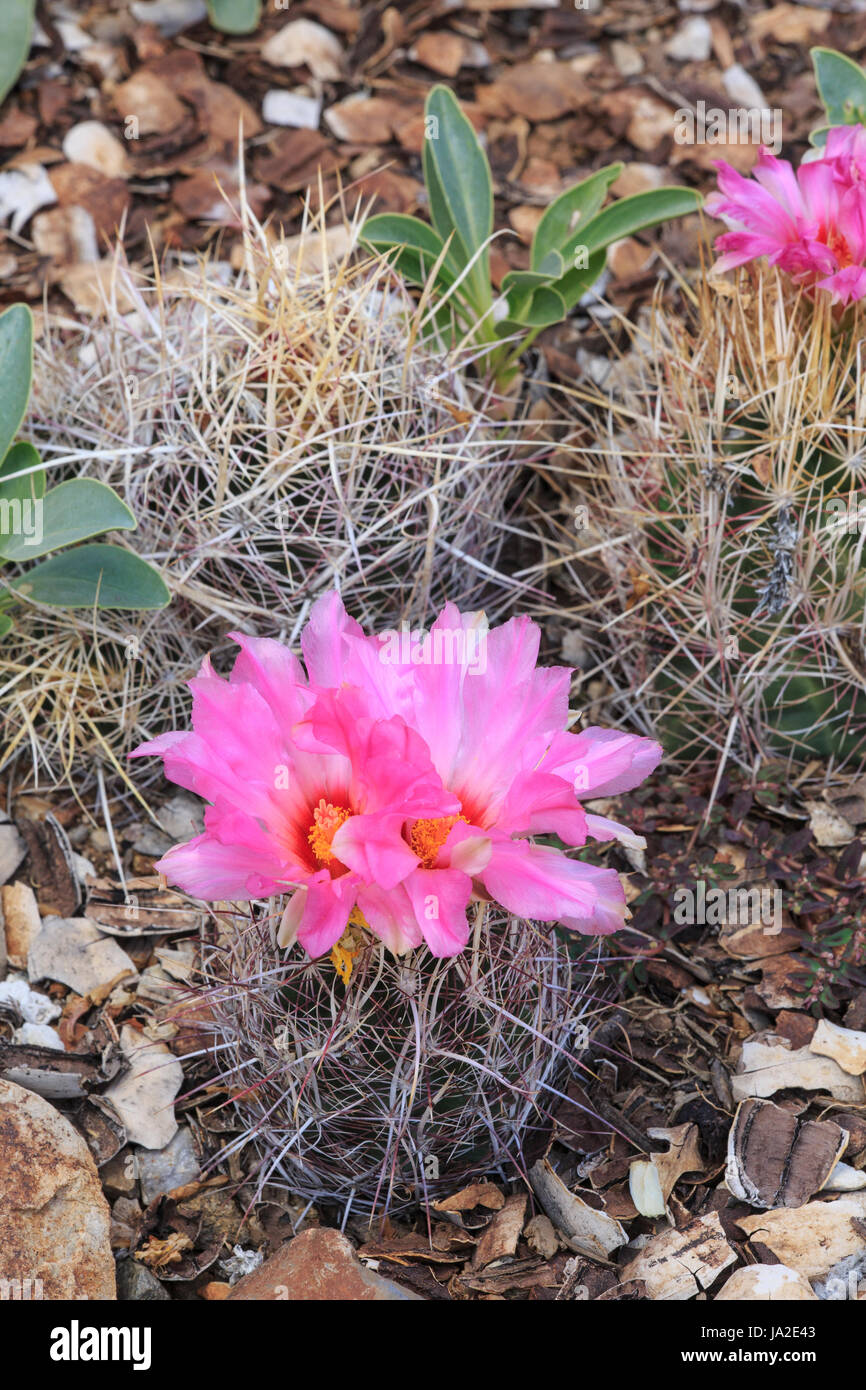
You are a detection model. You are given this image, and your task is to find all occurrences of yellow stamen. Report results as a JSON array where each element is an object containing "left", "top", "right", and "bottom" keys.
[
  {"left": 329, "top": 911, "right": 368, "bottom": 984},
  {"left": 308, "top": 798, "right": 351, "bottom": 865},
  {"left": 409, "top": 814, "right": 468, "bottom": 869}
]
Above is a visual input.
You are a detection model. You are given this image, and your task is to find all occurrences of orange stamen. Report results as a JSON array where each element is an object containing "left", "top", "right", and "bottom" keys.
[
  {"left": 308, "top": 798, "right": 351, "bottom": 865},
  {"left": 409, "top": 813, "right": 468, "bottom": 869}
]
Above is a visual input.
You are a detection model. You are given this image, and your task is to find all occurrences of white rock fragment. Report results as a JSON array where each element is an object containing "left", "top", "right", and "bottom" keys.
[
  {"left": 13, "top": 1022, "right": 64, "bottom": 1050},
  {"left": 262, "top": 90, "right": 322, "bottom": 129},
  {"left": 737, "top": 1194, "right": 866, "bottom": 1280},
  {"left": 102, "top": 1025, "right": 182, "bottom": 1150},
  {"left": 62, "top": 121, "right": 131, "bottom": 179},
  {"left": 529, "top": 1159, "right": 628, "bottom": 1259},
  {"left": 621, "top": 1212, "right": 737, "bottom": 1300},
  {"left": 28, "top": 916, "right": 138, "bottom": 996},
  {"left": 0, "top": 976, "right": 61, "bottom": 1026},
  {"left": 722, "top": 65, "right": 769, "bottom": 112},
  {"left": 810, "top": 1018, "right": 866, "bottom": 1076},
  {"left": 823, "top": 1162, "right": 866, "bottom": 1193},
  {"left": 716, "top": 1264, "right": 818, "bottom": 1301},
  {"left": 136, "top": 1126, "right": 200, "bottom": 1205},
  {"left": 0, "top": 811, "right": 27, "bottom": 878},
  {"left": 733, "top": 1033, "right": 866, "bottom": 1104},
  {"left": 2, "top": 881, "right": 42, "bottom": 969},
  {"left": 665, "top": 16, "right": 712, "bottom": 61},
  {"left": 262, "top": 19, "right": 343, "bottom": 81},
  {"left": 130, "top": 0, "right": 207, "bottom": 34}
]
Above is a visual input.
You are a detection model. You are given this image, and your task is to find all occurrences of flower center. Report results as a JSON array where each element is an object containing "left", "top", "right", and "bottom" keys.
[
  {"left": 409, "top": 813, "right": 467, "bottom": 869},
  {"left": 827, "top": 227, "right": 854, "bottom": 269},
  {"left": 308, "top": 799, "right": 351, "bottom": 865}
]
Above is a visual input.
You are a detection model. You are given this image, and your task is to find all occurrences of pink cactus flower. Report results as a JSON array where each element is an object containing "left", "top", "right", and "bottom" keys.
[
  {"left": 132, "top": 595, "right": 661, "bottom": 960},
  {"left": 706, "top": 132, "right": 866, "bottom": 306}
]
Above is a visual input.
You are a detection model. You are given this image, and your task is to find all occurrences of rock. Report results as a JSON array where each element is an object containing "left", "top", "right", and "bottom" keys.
[
  {"left": 524, "top": 1213, "right": 559, "bottom": 1261},
  {"left": 810, "top": 1018, "right": 866, "bottom": 1076},
  {"left": 102, "top": 1026, "right": 182, "bottom": 1150},
  {"left": 62, "top": 122, "right": 131, "bottom": 180},
  {"left": 130, "top": 0, "right": 207, "bottom": 35},
  {"left": 116, "top": 1259, "right": 171, "bottom": 1301},
  {"left": 722, "top": 65, "right": 768, "bottom": 112},
  {"left": 610, "top": 41, "right": 644, "bottom": 77},
  {"left": 155, "top": 791, "right": 206, "bottom": 843},
  {"left": 0, "top": 976, "right": 61, "bottom": 1027},
  {"left": 737, "top": 1194, "right": 866, "bottom": 1280},
  {"left": 136, "top": 1127, "right": 200, "bottom": 1205},
  {"left": 0, "top": 1078, "right": 115, "bottom": 1299},
  {"left": 0, "top": 164, "right": 57, "bottom": 235},
  {"left": 732, "top": 1032, "right": 866, "bottom": 1104},
  {"left": 113, "top": 71, "right": 188, "bottom": 137},
  {"left": 0, "top": 822, "right": 27, "bottom": 886},
  {"left": 261, "top": 90, "right": 321, "bottom": 130},
  {"left": 621, "top": 1212, "right": 737, "bottom": 1300},
  {"left": 226, "top": 1227, "right": 424, "bottom": 1300},
  {"left": 262, "top": 20, "right": 343, "bottom": 81},
  {"left": 665, "top": 17, "right": 712, "bottom": 62},
  {"left": 805, "top": 799, "right": 856, "bottom": 847},
  {"left": 529, "top": 1159, "right": 627, "bottom": 1259},
  {"left": 824, "top": 1162, "right": 866, "bottom": 1192},
  {"left": 13, "top": 1023, "right": 63, "bottom": 1049},
  {"left": 28, "top": 916, "right": 138, "bottom": 996},
  {"left": 2, "top": 882, "right": 42, "bottom": 969},
  {"left": 716, "top": 1265, "right": 817, "bottom": 1301}
]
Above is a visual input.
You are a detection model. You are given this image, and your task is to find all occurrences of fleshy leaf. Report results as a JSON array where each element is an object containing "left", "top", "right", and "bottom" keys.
[
  {"left": 811, "top": 46, "right": 866, "bottom": 127},
  {"left": 0, "top": 303, "right": 33, "bottom": 466},
  {"left": 531, "top": 165, "right": 623, "bottom": 271},
  {"left": 0, "top": 0, "right": 35, "bottom": 107},
  {"left": 0, "top": 478, "right": 136, "bottom": 561},
  {"left": 422, "top": 85, "right": 493, "bottom": 312},
  {"left": 14, "top": 543, "right": 170, "bottom": 610}
]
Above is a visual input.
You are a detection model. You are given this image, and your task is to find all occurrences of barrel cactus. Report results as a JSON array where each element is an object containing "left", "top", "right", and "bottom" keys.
[{"left": 567, "top": 268, "right": 866, "bottom": 772}]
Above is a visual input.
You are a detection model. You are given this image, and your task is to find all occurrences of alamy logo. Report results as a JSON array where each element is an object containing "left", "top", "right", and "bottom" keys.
[
  {"left": 0, "top": 1276, "right": 43, "bottom": 1299},
  {"left": 0, "top": 496, "right": 43, "bottom": 546},
  {"left": 674, "top": 881, "right": 782, "bottom": 934},
  {"left": 49, "top": 1321, "right": 152, "bottom": 1372},
  {"left": 378, "top": 622, "right": 487, "bottom": 674}
]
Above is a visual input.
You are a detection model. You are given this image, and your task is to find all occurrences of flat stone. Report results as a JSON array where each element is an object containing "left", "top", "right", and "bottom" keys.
[
  {"left": 28, "top": 915, "right": 137, "bottom": 995},
  {"left": 116, "top": 1259, "right": 171, "bottom": 1301},
  {"left": 136, "top": 1126, "right": 200, "bottom": 1206},
  {"left": 0, "top": 822, "right": 26, "bottom": 886},
  {"left": 2, "top": 881, "right": 42, "bottom": 969},
  {"left": 0, "top": 1078, "right": 115, "bottom": 1299},
  {"left": 227, "top": 1227, "right": 424, "bottom": 1301},
  {"left": 102, "top": 1025, "right": 182, "bottom": 1150}
]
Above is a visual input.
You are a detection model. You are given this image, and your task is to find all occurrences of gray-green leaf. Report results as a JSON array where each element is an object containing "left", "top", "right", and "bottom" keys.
[
  {"left": 531, "top": 165, "right": 623, "bottom": 272},
  {"left": 0, "top": 303, "right": 33, "bottom": 465},
  {"left": 422, "top": 85, "right": 493, "bottom": 313},
  {"left": 14, "top": 543, "right": 170, "bottom": 610},
  {"left": 206, "top": 0, "right": 261, "bottom": 34},
  {"left": 0, "top": 0, "right": 35, "bottom": 107},
  {"left": 0, "top": 478, "right": 136, "bottom": 561},
  {"left": 579, "top": 187, "right": 702, "bottom": 258},
  {"left": 812, "top": 46, "right": 866, "bottom": 127}
]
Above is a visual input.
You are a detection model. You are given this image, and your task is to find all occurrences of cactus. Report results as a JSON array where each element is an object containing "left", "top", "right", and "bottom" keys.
[
  {"left": 562, "top": 268, "right": 866, "bottom": 774},
  {"left": 187, "top": 902, "right": 598, "bottom": 1218}
]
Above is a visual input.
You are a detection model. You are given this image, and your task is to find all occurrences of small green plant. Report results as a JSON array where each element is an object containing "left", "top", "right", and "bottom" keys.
[
  {"left": 206, "top": 0, "right": 261, "bottom": 34},
  {"left": 362, "top": 85, "right": 701, "bottom": 387},
  {"left": 807, "top": 47, "right": 866, "bottom": 153},
  {"left": 0, "top": 304, "right": 169, "bottom": 638}
]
